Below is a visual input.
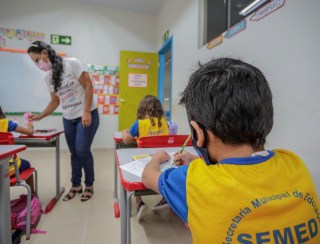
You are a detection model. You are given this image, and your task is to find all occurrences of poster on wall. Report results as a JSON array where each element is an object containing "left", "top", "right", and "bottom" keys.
[
  {"left": 87, "top": 63, "right": 119, "bottom": 115},
  {"left": 250, "top": 0, "right": 286, "bottom": 21},
  {"left": 0, "top": 37, "right": 5, "bottom": 48},
  {"left": 128, "top": 73, "right": 148, "bottom": 87},
  {"left": 224, "top": 20, "right": 247, "bottom": 39},
  {"left": 16, "top": 29, "right": 25, "bottom": 40}
]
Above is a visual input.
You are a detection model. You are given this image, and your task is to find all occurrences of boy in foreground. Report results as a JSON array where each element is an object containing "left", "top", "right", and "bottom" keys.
[{"left": 142, "top": 58, "right": 320, "bottom": 243}]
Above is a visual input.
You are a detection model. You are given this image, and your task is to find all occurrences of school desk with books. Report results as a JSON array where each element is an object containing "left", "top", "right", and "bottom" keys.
[
  {"left": 115, "top": 146, "right": 196, "bottom": 244},
  {"left": 14, "top": 129, "right": 65, "bottom": 213}
]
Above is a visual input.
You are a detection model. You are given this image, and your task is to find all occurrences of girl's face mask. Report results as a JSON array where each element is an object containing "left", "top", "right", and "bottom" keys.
[{"left": 191, "top": 123, "right": 216, "bottom": 165}]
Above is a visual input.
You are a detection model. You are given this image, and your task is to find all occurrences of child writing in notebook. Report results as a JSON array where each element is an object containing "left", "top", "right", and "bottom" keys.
[
  {"left": 122, "top": 95, "right": 170, "bottom": 221},
  {"left": 142, "top": 58, "right": 320, "bottom": 243},
  {"left": 0, "top": 106, "right": 35, "bottom": 191}
]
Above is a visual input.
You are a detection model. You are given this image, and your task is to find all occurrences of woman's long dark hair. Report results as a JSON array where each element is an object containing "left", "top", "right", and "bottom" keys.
[
  {"left": 137, "top": 95, "right": 164, "bottom": 127},
  {"left": 27, "top": 41, "right": 64, "bottom": 93}
]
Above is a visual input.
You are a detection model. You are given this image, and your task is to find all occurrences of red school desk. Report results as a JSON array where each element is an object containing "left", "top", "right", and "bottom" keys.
[
  {"left": 112, "top": 132, "right": 137, "bottom": 218},
  {"left": 116, "top": 146, "right": 195, "bottom": 244},
  {"left": 14, "top": 130, "right": 65, "bottom": 213},
  {"left": 0, "top": 144, "right": 27, "bottom": 244}
]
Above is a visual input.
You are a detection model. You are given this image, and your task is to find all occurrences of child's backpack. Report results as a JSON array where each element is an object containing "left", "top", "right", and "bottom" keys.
[{"left": 10, "top": 194, "right": 46, "bottom": 234}]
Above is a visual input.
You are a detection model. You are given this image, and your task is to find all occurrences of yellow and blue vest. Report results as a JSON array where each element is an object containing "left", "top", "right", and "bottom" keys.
[
  {"left": 129, "top": 117, "right": 169, "bottom": 138},
  {"left": 0, "top": 119, "right": 30, "bottom": 177},
  {"left": 0, "top": 118, "right": 18, "bottom": 132},
  {"left": 0, "top": 118, "right": 9, "bottom": 132},
  {"left": 158, "top": 149, "right": 320, "bottom": 244}
]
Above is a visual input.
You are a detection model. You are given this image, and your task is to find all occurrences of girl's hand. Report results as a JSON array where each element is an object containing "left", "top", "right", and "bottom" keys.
[
  {"left": 82, "top": 111, "right": 92, "bottom": 128},
  {"left": 173, "top": 151, "right": 198, "bottom": 166}
]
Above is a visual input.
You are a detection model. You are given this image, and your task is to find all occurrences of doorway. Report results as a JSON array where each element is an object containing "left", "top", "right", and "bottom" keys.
[{"left": 158, "top": 36, "right": 173, "bottom": 121}]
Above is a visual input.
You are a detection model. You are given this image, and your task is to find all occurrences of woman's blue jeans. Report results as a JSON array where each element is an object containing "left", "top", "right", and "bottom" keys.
[{"left": 63, "top": 109, "right": 99, "bottom": 187}]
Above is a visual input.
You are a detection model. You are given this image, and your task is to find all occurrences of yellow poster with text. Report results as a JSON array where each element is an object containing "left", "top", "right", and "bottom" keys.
[{"left": 118, "top": 50, "right": 158, "bottom": 131}]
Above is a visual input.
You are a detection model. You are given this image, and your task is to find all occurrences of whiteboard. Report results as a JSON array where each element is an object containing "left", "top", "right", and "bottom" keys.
[{"left": 0, "top": 51, "right": 61, "bottom": 113}]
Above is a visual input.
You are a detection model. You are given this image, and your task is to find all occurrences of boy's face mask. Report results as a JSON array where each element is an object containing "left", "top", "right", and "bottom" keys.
[{"left": 192, "top": 123, "right": 216, "bottom": 165}]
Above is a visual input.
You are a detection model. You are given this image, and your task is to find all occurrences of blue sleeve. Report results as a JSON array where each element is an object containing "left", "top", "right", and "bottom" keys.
[
  {"left": 19, "top": 158, "right": 31, "bottom": 173},
  {"left": 129, "top": 120, "right": 139, "bottom": 137},
  {"left": 158, "top": 165, "right": 189, "bottom": 223},
  {"left": 8, "top": 120, "right": 18, "bottom": 132}
]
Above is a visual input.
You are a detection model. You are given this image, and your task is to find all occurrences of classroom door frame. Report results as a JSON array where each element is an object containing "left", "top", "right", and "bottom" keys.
[{"left": 158, "top": 36, "right": 173, "bottom": 121}]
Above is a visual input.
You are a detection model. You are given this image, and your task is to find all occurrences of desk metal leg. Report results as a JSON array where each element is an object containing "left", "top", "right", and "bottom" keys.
[
  {"left": 0, "top": 157, "right": 12, "bottom": 244},
  {"left": 45, "top": 136, "right": 65, "bottom": 213},
  {"left": 113, "top": 143, "right": 120, "bottom": 218},
  {"left": 127, "top": 191, "right": 134, "bottom": 244},
  {"left": 120, "top": 184, "right": 127, "bottom": 244}
]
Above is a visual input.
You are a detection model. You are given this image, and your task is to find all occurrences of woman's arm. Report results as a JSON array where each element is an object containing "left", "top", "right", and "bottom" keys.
[
  {"left": 79, "top": 71, "right": 93, "bottom": 128},
  {"left": 30, "top": 92, "right": 60, "bottom": 121}
]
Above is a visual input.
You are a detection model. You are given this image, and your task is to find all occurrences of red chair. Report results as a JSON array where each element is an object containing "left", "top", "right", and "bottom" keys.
[
  {"left": 0, "top": 132, "right": 38, "bottom": 240},
  {"left": 137, "top": 134, "right": 192, "bottom": 148}
]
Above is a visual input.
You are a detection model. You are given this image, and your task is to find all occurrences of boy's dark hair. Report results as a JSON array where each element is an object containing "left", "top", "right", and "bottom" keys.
[
  {"left": 180, "top": 58, "right": 273, "bottom": 150},
  {"left": 137, "top": 95, "right": 164, "bottom": 127},
  {"left": 27, "top": 41, "right": 64, "bottom": 93}
]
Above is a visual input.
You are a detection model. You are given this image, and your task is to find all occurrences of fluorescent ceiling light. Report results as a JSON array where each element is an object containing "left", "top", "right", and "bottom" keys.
[{"left": 239, "top": 0, "right": 268, "bottom": 16}]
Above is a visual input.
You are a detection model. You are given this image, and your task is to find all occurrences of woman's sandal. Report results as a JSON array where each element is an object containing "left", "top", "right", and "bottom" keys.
[
  {"left": 81, "top": 187, "right": 94, "bottom": 202},
  {"left": 63, "top": 186, "right": 83, "bottom": 201}
]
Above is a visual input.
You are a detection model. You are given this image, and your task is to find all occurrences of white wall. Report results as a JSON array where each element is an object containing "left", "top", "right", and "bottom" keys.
[
  {"left": 1, "top": 0, "right": 157, "bottom": 148},
  {"left": 157, "top": 0, "right": 320, "bottom": 194}
]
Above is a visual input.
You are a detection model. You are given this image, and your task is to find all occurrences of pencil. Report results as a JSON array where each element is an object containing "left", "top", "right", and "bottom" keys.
[{"left": 173, "top": 134, "right": 192, "bottom": 165}]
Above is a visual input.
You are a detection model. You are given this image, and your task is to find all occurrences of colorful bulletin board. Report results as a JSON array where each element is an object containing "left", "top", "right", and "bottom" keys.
[{"left": 86, "top": 64, "right": 120, "bottom": 115}]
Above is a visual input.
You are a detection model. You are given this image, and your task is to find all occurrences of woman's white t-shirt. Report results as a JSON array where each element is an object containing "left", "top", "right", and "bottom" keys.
[{"left": 45, "top": 58, "right": 96, "bottom": 120}]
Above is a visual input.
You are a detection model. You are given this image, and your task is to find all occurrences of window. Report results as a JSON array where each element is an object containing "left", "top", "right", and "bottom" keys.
[{"left": 201, "top": 0, "right": 271, "bottom": 45}]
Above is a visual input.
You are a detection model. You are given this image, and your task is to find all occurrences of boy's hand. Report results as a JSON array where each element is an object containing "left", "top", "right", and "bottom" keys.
[
  {"left": 150, "top": 150, "right": 170, "bottom": 165},
  {"left": 173, "top": 151, "right": 198, "bottom": 166}
]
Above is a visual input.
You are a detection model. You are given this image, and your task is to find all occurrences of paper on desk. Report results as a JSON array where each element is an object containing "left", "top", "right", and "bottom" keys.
[{"left": 120, "top": 152, "right": 176, "bottom": 177}]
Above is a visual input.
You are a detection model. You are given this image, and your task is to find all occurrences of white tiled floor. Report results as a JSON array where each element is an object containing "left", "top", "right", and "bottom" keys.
[{"left": 11, "top": 148, "right": 192, "bottom": 244}]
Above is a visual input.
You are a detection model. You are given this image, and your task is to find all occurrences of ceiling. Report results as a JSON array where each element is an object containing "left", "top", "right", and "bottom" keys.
[{"left": 76, "top": 0, "right": 165, "bottom": 15}]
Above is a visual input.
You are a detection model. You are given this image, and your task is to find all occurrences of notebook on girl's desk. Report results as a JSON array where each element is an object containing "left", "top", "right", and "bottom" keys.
[{"left": 120, "top": 152, "right": 177, "bottom": 177}]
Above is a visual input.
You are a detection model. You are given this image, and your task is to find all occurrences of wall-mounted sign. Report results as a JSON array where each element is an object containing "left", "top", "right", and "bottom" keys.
[
  {"left": 127, "top": 58, "right": 151, "bottom": 69},
  {"left": 51, "top": 34, "right": 72, "bottom": 45},
  {"left": 128, "top": 73, "right": 148, "bottom": 87},
  {"left": 251, "top": 0, "right": 286, "bottom": 21},
  {"left": 207, "top": 35, "right": 223, "bottom": 49},
  {"left": 224, "top": 20, "right": 247, "bottom": 39}
]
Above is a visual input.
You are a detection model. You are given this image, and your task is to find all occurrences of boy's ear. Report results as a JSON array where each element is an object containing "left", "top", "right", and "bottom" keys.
[{"left": 190, "top": 121, "right": 205, "bottom": 147}]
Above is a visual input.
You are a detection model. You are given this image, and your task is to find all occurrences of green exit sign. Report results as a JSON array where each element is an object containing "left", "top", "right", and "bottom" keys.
[{"left": 51, "top": 34, "right": 72, "bottom": 45}]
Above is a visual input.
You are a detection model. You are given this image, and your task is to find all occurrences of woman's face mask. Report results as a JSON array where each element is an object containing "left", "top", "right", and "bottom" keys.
[
  {"left": 29, "top": 51, "right": 52, "bottom": 71},
  {"left": 37, "top": 59, "right": 52, "bottom": 71}
]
